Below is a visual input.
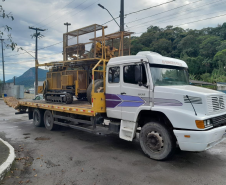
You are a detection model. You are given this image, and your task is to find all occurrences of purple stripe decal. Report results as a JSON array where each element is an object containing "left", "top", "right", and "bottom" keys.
[
  {"left": 106, "top": 100, "right": 121, "bottom": 108},
  {"left": 106, "top": 94, "right": 121, "bottom": 100},
  {"left": 118, "top": 102, "right": 144, "bottom": 107},
  {"left": 118, "top": 95, "right": 144, "bottom": 102},
  {"left": 106, "top": 94, "right": 183, "bottom": 108}
]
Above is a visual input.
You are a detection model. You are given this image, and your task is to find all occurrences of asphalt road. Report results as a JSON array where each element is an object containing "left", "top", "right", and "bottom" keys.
[{"left": 0, "top": 99, "right": 226, "bottom": 185}]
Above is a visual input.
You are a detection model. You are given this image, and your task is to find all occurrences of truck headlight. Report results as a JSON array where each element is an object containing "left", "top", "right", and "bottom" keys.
[
  {"left": 196, "top": 120, "right": 213, "bottom": 129},
  {"left": 204, "top": 120, "right": 212, "bottom": 127}
]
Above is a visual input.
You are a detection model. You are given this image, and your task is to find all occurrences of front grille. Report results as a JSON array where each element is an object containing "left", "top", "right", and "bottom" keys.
[
  {"left": 207, "top": 95, "right": 226, "bottom": 115},
  {"left": 212, "top": 114, "right": 226, "bottom": 127},
  {"left": 212, "top": 96, "right": 225, "bottom": 110}
]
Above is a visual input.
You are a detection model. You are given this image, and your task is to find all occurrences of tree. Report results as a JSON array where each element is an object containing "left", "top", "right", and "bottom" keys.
[
  {"left": 202, "top": 58, "right": 211, "bottom": 73},
  {"left": 178, "top": 35, "right": 199, "bottom": 57},
  {"left": 185, "top": 56, "right": 205, "bottom": 75},
  {"left": 216, "top": 40, "right": 226, "bottom": 51},
  {"left": 150, "top": 38, "right": 172, "bottom": 56},
  {"left": 0, "top": 0, "right": 17, "bottom": 50},
  {"left": 214, "top": 49, "right": 226, "bottom": 70},
  {"left": 199, "top": 36, "right": 221, "bottom": 58}
]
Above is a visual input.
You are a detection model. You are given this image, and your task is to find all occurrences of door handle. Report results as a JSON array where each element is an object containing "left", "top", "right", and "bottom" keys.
[{"left": 121, "top": 92, "right": 126, "bottom": 95}]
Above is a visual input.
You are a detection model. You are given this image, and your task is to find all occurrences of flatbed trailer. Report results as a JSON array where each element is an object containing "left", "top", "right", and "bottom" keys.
[
  {"left": 4, "top": 97, "right": 114, "bottom": 135},
  {"left": 19, "top": 100, "right": 94, "bottom": 116}
]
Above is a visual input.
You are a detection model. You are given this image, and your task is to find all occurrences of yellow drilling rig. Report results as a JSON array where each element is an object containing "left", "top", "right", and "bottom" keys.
[{"left": 38, "top": 24, "right": 133, "bottom": 104}]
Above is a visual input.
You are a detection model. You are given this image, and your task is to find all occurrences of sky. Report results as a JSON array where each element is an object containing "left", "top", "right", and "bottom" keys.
[{"left": 1, "top": 0, "right": 226, "bottom": 81}]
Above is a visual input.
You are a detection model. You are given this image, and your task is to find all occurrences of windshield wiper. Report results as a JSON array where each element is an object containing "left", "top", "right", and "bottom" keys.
[{"left": 186, "top": 95, "right": 197, "bottom": 116}]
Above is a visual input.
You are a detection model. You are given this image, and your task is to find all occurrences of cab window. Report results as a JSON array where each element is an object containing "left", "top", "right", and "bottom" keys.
[
  {"left": 123, "top": 64, "right": 147, "bottom": 85},
  {"left": 108, "top": 66, "right": 120, "bottom": 83}
]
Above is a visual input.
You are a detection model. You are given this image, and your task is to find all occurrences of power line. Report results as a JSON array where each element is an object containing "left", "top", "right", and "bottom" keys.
[
  {"left": 127, "top": 0, "right": 226, "bottom": 29},
  {"left": 133, "top": 12, "right": 226, "bottom": 35},
  {"left": 150, "top": 8, "right": 226, "bottom": 27},
  {"left": 125, "top": 0, "right": 176, "bottom": 17},
  {"left": 4, "top": 40, "right": 63, "bottom": 58},
  {"left": 126, "top": 0, "right": 203, "bottom": 25},
  {"left": 101, "top": 0, "right": 176, "bottom": 26},
  {"left": 175, "top": 12, "right": 226, "bottom": 27},
  {"left": 1, "top": 52, "right": 63, "bottom": 65},
  {"left": 101, "top": 17, "right": 119, "bottom": 26}
]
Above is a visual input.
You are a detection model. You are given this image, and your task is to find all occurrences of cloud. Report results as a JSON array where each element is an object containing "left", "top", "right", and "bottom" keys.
[{"left": 0, "top": 0, "right": 226, "bottom": 80}]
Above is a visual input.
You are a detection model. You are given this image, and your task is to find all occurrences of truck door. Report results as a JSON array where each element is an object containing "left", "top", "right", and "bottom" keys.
[
  {"left": 120, "top": 63, "right": 150, "bottom": 121},
  {"left": 106, "top": 66, "right": 121, "bottom": 119}
]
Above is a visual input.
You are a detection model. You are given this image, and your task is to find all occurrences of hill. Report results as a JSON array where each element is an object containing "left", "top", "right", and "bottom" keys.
[
  {"left": 131, "top": 23, "right": 226, "bottom": 83},
  {"left": 6, "top": 67, "right": 48, "bottom": 89}
]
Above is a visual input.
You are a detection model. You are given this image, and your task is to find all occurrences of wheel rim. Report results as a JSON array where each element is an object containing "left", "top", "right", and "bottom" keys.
[
  {"left": 34, "top": 112, "right": 39, "bottom": 123},
  {"left": 45, "top": 114, "right": 51, "bottom": 127},
  {"left": 145, "top": 131, "right": 164, "bottom": 152}
]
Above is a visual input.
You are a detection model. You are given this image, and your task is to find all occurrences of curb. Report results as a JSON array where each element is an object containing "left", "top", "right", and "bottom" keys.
[{"left": 0, "top": 138, "right": 15, "bottom": 181}]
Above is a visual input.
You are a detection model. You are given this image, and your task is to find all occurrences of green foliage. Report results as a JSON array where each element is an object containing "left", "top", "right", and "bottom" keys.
[
  {"left": 150, "top": 38, "right": 172, "bottom": 56},
  {"left": 214, "top": 49, "right": 226, "bottom": 69},
  {"left": 131, "top": 24, "right": 226, "bottom": 83},
  {"left": 200, "top": 73, "right": 211, "bottom": 82},
  {"left": 189, "top": 74, "right": 197, "bottom": 80},
  {"left": 216, "top": 41, "right": 226, "bottom": 51},
  {"left": 199, "top": 36, "right": 221, "bottom": 58}
]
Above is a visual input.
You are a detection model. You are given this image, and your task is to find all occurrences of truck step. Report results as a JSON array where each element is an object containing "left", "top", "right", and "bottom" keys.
[{"left": 119, "top": 120, "right": 136, "bottom": 141}]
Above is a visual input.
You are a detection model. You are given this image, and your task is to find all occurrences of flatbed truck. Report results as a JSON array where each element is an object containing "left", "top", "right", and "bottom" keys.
[{"left": 5, "top": 51, "right": 226, "bottom": 160}]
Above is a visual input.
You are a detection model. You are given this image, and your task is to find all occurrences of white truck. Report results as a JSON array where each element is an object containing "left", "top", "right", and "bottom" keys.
[{"left": 8, "top": 51, "right": 226, "bottom": 160}]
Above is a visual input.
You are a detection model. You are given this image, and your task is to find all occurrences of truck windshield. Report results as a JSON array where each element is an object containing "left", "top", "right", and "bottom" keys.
[{"left": 150, "top": 64, "right": 189, "bottom": 86}]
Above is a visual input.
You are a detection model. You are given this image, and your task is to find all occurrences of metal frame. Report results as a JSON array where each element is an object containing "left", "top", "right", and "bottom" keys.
[{"left": 63, "top": 24, "right": 107, "bottom": 61}]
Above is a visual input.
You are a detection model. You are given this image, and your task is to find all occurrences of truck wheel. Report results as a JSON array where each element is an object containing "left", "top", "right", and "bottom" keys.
[
  {"left": 33, "top": 109, "right": 44, "bottom": 127},
  {"left": 65, "top": 93, "right": 73, "bottom": 104},
  {"left": 87, "top": 79, "right": 103, "bottom": 104},
  {"left": 139, "top": 122, "right": 176, "bottom": 160},
  {"left": 44, "top": 110, "right": 59, "bottom": 131}
]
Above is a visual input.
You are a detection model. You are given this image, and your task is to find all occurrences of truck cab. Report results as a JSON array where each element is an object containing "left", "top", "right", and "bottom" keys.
[{"left": 106, "top": 51, "right": 226, "bottom": 160}]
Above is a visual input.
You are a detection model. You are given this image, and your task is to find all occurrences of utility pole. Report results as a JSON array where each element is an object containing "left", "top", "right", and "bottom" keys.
[
  {"left": 29, "top": 27, "right": 46, "bottom": 96},
  {"left": 0, "top": 39, "right": 5, "bottom": 84},
  {"left": 97, "top": 1, "right": 124, "bottom": 55},
  {"left": 64, "top": 22, "right": 71, "bottom": 33},
  {"left": 120, "top": 0, "right": 124, "bottom": 56},
  {"left": 120, "top": 0, "right": 124, "bottom": 32},
  {"left": 63, "top": 23, "right": 71, "bottom": 60}
]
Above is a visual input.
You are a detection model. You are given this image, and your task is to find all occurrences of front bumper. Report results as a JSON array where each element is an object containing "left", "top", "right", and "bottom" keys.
[{"left": 174, "top": 126, "right": 226, "bottom": 151}]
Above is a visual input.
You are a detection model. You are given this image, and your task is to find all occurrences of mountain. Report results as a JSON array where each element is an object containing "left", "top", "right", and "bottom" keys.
[{"left": 6, "top": 67, "right": 48, "bottom": 89}]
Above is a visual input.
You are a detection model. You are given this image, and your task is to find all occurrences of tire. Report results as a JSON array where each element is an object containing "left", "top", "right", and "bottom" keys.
[
  {"left": 139, "top": 122, "right": 176, "bottom": 160},
  {"left": 65, "top": 93, "right": 73, "bottom": 104},
  {"left": 44, "top": 110, "right": 59, "bottom": 131},
  {"left": 87, "top": 79, "right": 103, "bottom": 104},
  {"left": 33, "top": 109, "right": 44, "bottom": 127}
]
